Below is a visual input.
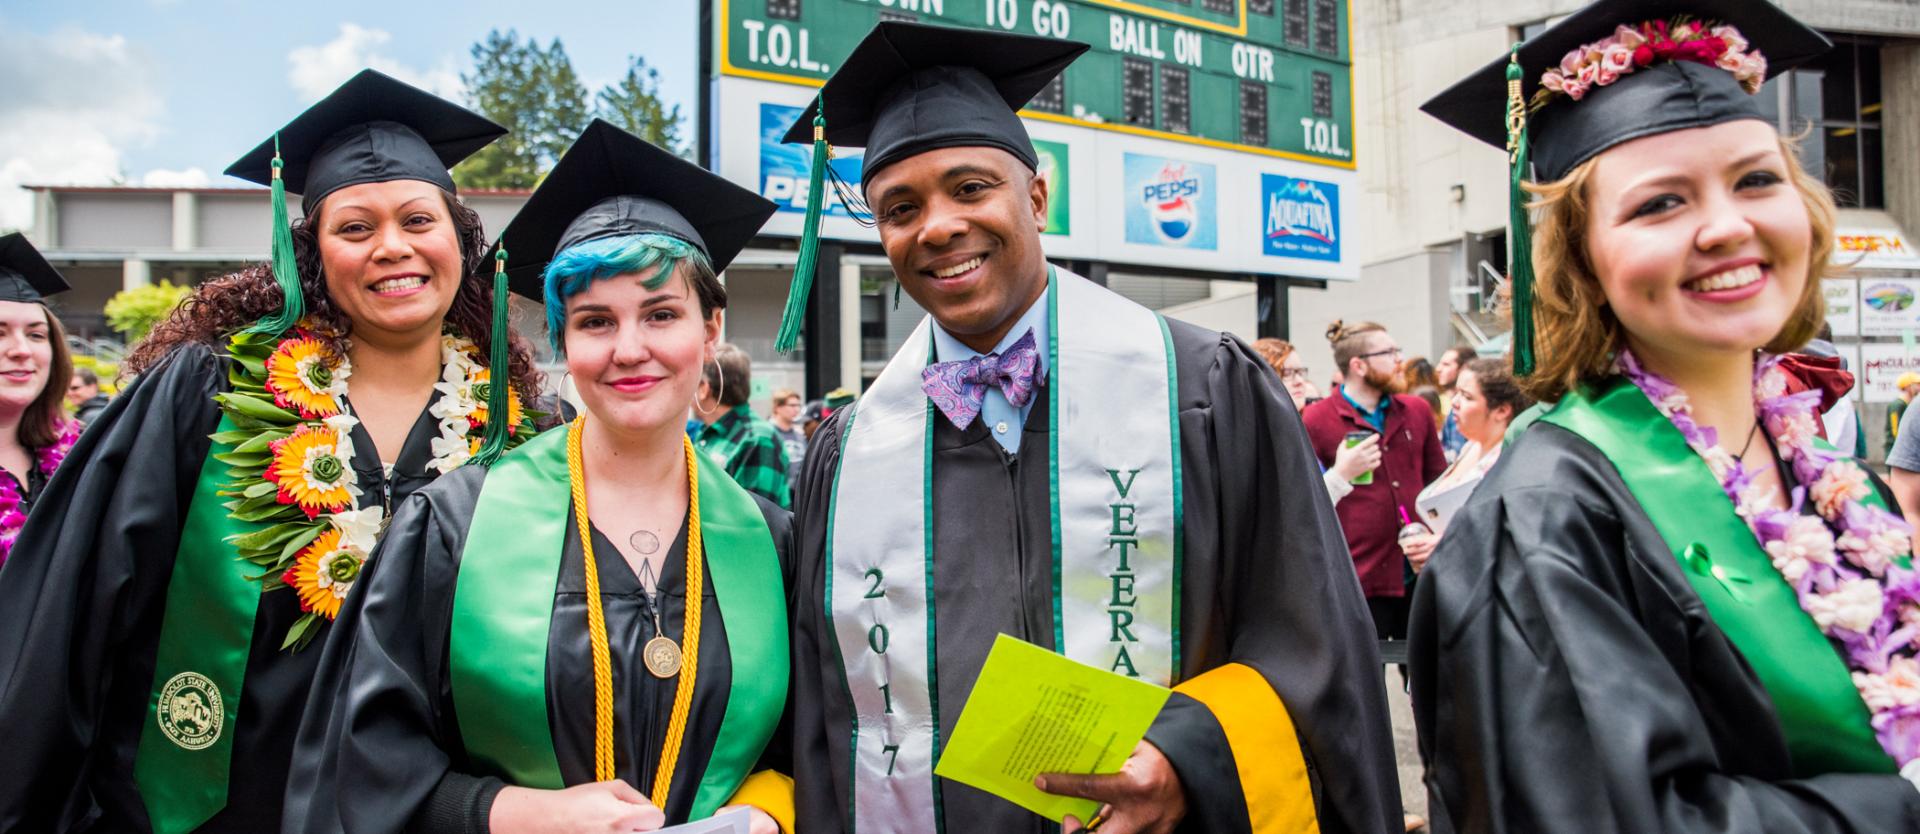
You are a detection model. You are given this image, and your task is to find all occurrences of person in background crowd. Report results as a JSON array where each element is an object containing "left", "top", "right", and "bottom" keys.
[
  {"left": 1399, "top": 356, "right": 1439, "bottom": 394},
  {"left": 0, "top": 234, "right": 80, "bottom": 570},
  {"left": 1253, "top": 337, "right": 1384, "bottom": 505},
  {"left": 1416, "top": 0, "right": 1920, "bottom": 827},
  {"left": 0, "top": 71, "right": 540, "bottom": 833},
  {"left": 768, "top": 387, "right": 807, "bottom": 478},
  {"left": 1886, "top": 390, "right": 1920, "bottom": 553},
  {"left": 1408, "top": 384, "right": 1446, "bottom": 431},
  {"left": 67, "top": 367, "right": 110, "bottom": 424},
  {"left": 1435, "top": 345, "right": 1478, "bottom": 457},
  {"left": 1890, "top": 372, "right": 1920, "bottom": 458},
  {"left": 1302, "top": 320, "right": 1447, "bottom": 658},
  {"left": 693, "top": 342, "right": 792, "bottom": 508},
  {"left": 1401, "top": 358, "right": 1531, "bottom": 572},
  {"left": 799, "top": 398, "right": 826, "bottom": 440}
]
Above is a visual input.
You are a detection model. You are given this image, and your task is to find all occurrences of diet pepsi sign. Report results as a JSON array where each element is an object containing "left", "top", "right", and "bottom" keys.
[
  {"left": 1261, "top": 175, "right": 1340, "bottom": 262},
  {"left": 1124, "top": 153, "right": 1217, "bottom": 250},
  {"left": 760, "top": 103, "right": 863, "bottom": 218}
]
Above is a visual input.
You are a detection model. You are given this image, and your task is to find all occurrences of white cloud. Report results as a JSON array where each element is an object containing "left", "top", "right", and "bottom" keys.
[
  {"left": 0, "top": 28, "right": 164, "bottom": 231},
  {"left": 141, "top": 167, "right": 210, "bottom": 188},
  {"left": 287, "top": 24, "right": 463, "bottom": 102}
]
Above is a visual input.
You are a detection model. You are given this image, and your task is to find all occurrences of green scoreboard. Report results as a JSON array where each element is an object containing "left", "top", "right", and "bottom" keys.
[{"left": 714, "top": 0, "right": 1353, "bottom": 169}]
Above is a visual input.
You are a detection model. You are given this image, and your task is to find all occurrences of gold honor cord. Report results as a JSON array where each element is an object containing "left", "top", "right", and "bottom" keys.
[{"left": 565, "top": 417, "right": 705, "bottom": 807}]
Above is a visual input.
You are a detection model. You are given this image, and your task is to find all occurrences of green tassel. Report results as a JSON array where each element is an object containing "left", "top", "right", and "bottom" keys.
[
  {"left": 1505, "top": 46, "right": 1537, "bottom": 377},
  {"left": 469, "top": 247, "right": 513, "bottom": 467},
  {"left": 774, "top": 98, "right": 829, "bottom": 354},
  {"left": 243, "top": 134, "right": 304, "bottom": 337}
]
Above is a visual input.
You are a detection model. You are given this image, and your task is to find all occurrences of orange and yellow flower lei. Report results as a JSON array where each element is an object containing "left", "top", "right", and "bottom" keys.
[{"left": 215, "top": 323, "right": 522, "bottom": 651}]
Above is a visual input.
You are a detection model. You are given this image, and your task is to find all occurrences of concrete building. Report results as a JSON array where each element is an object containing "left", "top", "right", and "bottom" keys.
[{"left": 1320, "top": 0, "right": 1920, "bottom": 455}]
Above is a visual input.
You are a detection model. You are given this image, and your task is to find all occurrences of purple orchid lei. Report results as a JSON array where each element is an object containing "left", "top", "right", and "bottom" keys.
[
  {"left": 0, "top": 418, "right": 78, "bottom": 568},
  {"left": 1618, "top": 349, "right": 1920, "bottom": 771}
]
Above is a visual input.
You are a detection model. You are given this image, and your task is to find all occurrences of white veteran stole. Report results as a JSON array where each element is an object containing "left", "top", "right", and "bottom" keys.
[{"left": 826, "top": 267, "right": 1181, "bottom": 832}]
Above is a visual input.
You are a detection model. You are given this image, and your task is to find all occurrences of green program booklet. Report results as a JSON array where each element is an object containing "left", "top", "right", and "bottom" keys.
[{"left": 933, "top": 634, "right": 1173, "bottom": 822}]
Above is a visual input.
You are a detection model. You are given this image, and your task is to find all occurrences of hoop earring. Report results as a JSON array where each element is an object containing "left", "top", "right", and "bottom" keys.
[{"left": 692, "top": 354, "right": 723, "bottom": 416}]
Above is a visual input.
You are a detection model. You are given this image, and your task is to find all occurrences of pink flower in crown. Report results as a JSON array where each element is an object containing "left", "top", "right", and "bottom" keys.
[
  {"left": 1671, "top": 21, "right": 1699, "bottom": 41},
  {"left": 1738, "top": 53, "right": 1768, "bottom": 93},
  {"left": 1717, "top": 50, "right": 1747, "bottom": 73},
  {"left": 1810, "top": 460, "right": 1872, "bottom": 520},
  {"left": 1805, "top": 579, "right": 1887, "bottom": 634},
  {"left": 1564, "top": 79, "right": 1590, "bottom": 101},
  {"left": 1595, "top": 66, "right": 1620, "bottom": 87},
  {"left": 1542, "top": 70, "right": 1567, "bottom": 92},
  {"left": 1854, "top": 656, "right": 1920, "bottom": 712},
  {"left": 1601, "top": 44, "right": 1635, "bottom": 75},
  {"left": 1578, "top": 63, "right": 1600, "bottom": 86},
  {"left": 1712, "top": 25, "right": 1749, "bottom": 54},
  {"left": 1614, "top": 24, "right": 1647, "bottom": 49},
  {"left": 1765, "top": 514, "right": 1838, "bottom": 584},
  {"left": 1560, "top": 48, "right": 1585, "bottom": 77}
]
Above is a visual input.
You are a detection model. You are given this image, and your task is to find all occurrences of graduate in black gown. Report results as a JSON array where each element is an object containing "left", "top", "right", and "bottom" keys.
[
  {"left": 0, "top": 233, "right": 81, "bottom": 569},
  {"left": 0, "top": 70, "right": 540, "bottom": 833},
  {"left": 778, "top": 22, "right": 1399, "bottom": 834},
  {"left": 1412, "top": 0, "right": 1920, "bottom": 830},
  {"left": 284, "top": 120, "right": 795, "bottom": 834}
]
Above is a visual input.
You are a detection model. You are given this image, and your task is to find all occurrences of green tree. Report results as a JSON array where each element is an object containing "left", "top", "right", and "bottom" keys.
[
  {"left": 104, "top": 281, "right": 190, "bottom": 343},
  {"left": 454, "top": 29, "right": 544, "bottom": 189},
  {"left": 536, "top": 39, "right": 593, "bottom": 168},
  {"left": 596, "top": 56, "right": 684, "bottom": 156}
]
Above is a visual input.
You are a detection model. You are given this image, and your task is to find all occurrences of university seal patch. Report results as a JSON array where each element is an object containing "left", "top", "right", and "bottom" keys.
[{"left": 156, "top": 671, "right": 223, "bottom": 750}]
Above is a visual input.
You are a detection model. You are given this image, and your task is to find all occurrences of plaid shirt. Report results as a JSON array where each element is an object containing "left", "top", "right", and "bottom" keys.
[{"left": 696, "top": 404, "right": 793, "bottom": 508}]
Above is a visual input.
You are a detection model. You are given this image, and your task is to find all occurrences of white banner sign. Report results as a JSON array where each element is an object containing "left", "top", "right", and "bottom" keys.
[
  {"left": 1836, "top": 228, "right": 1920, "bottom": 271},
  {"left": 1860, "top": 343, "right": 1920, "bottom": 404},
  {"left": 1859, "top": 279, "right": 1920, "bottom": 337},
  {"left": 1824, "top": 278, "right": 1859, "bottom": 338}
]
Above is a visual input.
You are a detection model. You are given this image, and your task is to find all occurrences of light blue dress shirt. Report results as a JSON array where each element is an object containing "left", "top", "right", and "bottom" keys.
[{"left": 930, "top": 288, "right": 1051, "bottom": 454}]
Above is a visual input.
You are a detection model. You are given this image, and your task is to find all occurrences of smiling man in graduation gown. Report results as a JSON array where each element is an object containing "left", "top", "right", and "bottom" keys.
[{"left": 779, "top": 21, "right": 1399, "bottom": 834}]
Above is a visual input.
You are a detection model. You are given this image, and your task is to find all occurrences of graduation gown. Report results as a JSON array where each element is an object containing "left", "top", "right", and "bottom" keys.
[
  {"left": 282, "top": 458, "right": 796, "bottom": 833},
  {"left": 791, "top": 319, "right": 1401, "bottom": 834},
  {"left": 0, "top": 342, "right": 469, "bottom": 832},
  {"left": 1409, "top": 421, "right": 1920, "bottom": 833}
]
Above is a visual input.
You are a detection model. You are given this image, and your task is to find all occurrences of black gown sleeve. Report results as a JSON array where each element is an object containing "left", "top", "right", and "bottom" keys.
[
  {"left": 1409, "top": 425, "right": 1920, "bottom": 834},
  {"left": 1143, "top": 332, "right": 1401, "bottom": 834},
  {"left": 790, "top": 409, "right": 849, "bottom": 833},
  {"left": 0, "top": 343, "right": 223, "bottom": 831},
  {"left": 281, "top": 465, "right": 488, "bottom": 834}
]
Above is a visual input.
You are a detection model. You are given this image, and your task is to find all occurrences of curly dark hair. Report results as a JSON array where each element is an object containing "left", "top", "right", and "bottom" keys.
[{"left": 126, "top": 189, "right": 541, "bottom": 405}]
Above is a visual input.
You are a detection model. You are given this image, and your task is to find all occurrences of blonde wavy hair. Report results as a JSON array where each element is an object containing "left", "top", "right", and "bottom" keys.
[{"left": 1519, "top": 134, "right": 1836, "bottom": 403}]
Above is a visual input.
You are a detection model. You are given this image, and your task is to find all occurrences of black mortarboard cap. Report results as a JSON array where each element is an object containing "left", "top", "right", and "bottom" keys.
[
  {"left": 224, "top": 69, "right": 505, "bottom": 214},
  {"left": 779, "top": 21, "right": 1088, "bottom": 181},
  {"left": 494, "top": 119, "right": 776, "bottom": 300},
  {"left": 0, "top": 234, "right": 68, "bottom": 303},
  {"left": 1421, "top": 0, "right": 1828, "bottom": 182}
]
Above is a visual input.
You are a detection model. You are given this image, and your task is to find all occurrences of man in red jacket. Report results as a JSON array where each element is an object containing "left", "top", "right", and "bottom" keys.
[{"left": 1301, "top": 321, "right": 1447, "bottom": 648}]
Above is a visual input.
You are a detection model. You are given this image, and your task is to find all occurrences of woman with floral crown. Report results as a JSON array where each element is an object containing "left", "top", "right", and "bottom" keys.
[
  {"left": 1411, "top": 0, "right": 1920, "bottom": 830},
  {"left": 0, "top": 70, "right": 539, "bottom": 833},
  {"left": 286, "top": 120, "right": 793, "bottom": 834}
]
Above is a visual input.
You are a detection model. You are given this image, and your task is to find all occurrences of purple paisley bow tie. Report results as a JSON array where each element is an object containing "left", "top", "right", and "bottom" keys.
[{"left": 920, "top": 329, "right": 1040, "bottom": 430}]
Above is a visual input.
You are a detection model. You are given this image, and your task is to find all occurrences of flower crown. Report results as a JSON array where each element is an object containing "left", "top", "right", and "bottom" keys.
[{"left": 1537, "top": 19, "right": 1767, "bottom": 106}]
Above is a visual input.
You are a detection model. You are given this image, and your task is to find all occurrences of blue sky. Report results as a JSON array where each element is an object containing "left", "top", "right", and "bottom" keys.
[{"left": 0, "top": 0, "right": 699, "bottom": 228}]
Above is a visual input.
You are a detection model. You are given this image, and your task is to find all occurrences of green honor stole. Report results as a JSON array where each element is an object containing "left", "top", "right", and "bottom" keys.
[
  {"left": 449, "top": 427, "right": 789, "bottom": 816},
  {"left": 825, "top": 268, "right": 1182, "bottom": 833},
  {"left": 1543, "top": 379, "right": 1896, "bottom": 775},
  {"left": 132, "top": 414, "right": 263, "bottom": 834}
]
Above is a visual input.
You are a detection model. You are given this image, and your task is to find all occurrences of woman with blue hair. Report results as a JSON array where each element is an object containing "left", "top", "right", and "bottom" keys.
[{"left": 285, "top": 120, "right": 794, "bottom": 834}]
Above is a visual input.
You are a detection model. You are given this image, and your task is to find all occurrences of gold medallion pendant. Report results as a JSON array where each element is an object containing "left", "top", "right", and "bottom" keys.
[{"left": 644, "top": 635, "right": 683, "bottom": 678}]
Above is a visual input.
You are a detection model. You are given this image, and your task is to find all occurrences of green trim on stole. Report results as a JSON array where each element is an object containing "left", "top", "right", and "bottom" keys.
[
  {"left": 451, "top": 428, "right": 790, "bottom": 816},
  {"left": 133, "top": 414, "right": 259, "bottom": 834},
  {"left": 1542, "top": 379, "right": 1896, "bottom": 775}
]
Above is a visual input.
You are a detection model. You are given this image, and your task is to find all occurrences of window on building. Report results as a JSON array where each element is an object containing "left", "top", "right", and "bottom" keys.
[
  {"left": 1518, "top": 19, "right": 1550, "bottom": 41},
  {"left": 1759, "top": 38, "right": 1884, "bottom": 209},
  {"left": 1250, "top": 0, "right": 1275, "bottom": 15},
  {"left": 1312, "top": 0, "right": 1339, "bottom": 57},
  {"left": 1161, "top": 65, "right": 1192, "bottom": 134},
  {"left": 1030, "top": 74, "right": 1066, "bottom": 114},
  {"left": 766, "top": 0, "right": 801, "bottom": 21},
  {"left": 1122, "top": 57, "right": 1156, "bottom": 127},
  {"left": 1240, "top": 80, "right": 1269, "bottom": 146}
]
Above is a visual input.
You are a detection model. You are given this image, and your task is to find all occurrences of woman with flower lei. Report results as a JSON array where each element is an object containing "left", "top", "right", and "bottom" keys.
[
  {"left": 0, "top": 72, "right": 541, "bottom": 834},
  {"left": 0, "top": 233, "right": 81, "bottom": 570},
  {"left": 1412, "top": 0, "right": 1920, "bottom": 830}
]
